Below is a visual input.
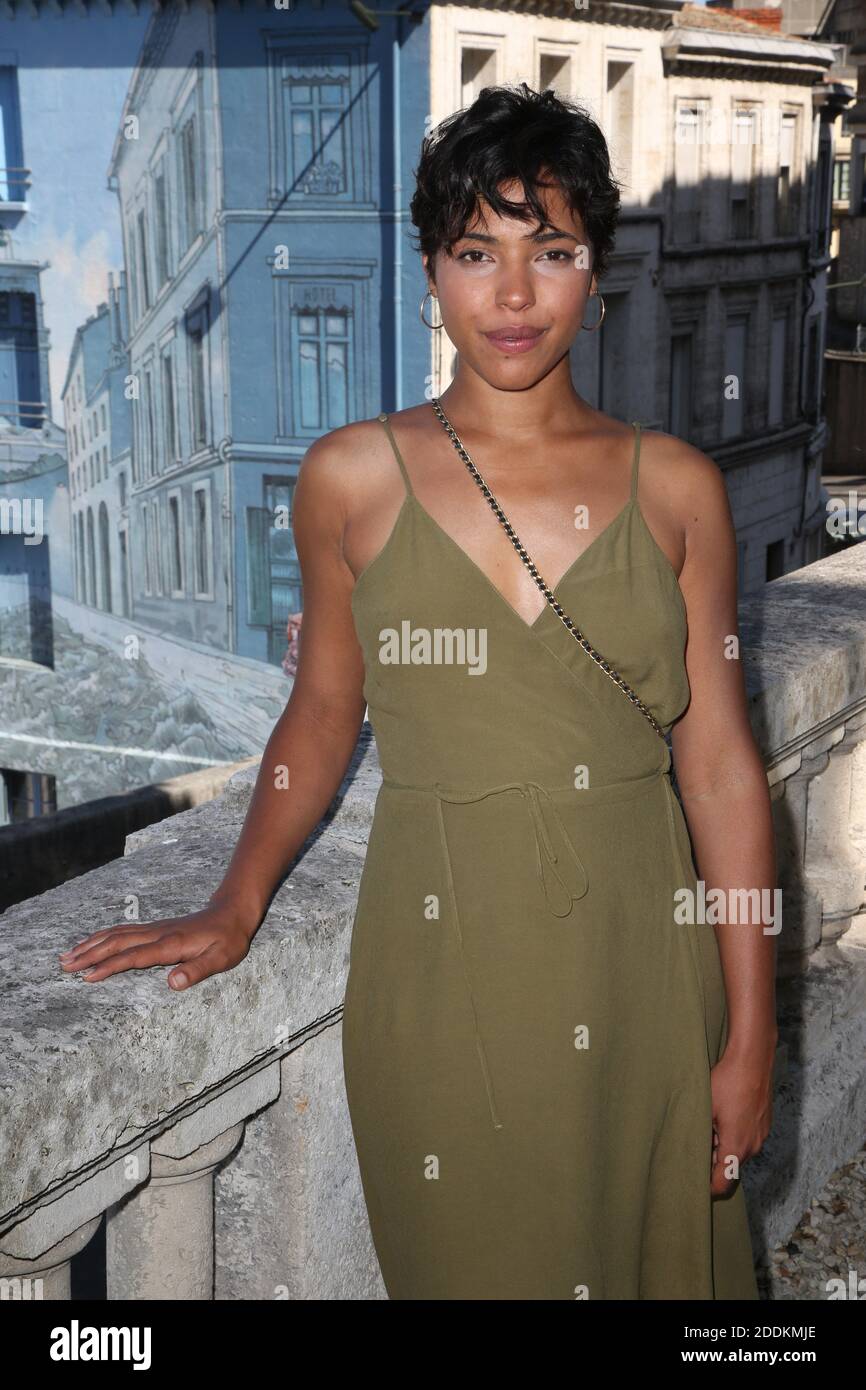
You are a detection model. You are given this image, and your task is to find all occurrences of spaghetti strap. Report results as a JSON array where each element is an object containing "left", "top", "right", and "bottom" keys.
[
  {"left": 629, "top": 421, "right": 642, "bottom": 501},
  {"left": 377, "top": 412, "right": 415, "bottom": 498}
]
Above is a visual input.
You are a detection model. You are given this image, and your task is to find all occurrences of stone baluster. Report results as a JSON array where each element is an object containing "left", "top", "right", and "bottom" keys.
[{"left": 105, "top": 1063, "right": 279, "bottom": 1300}]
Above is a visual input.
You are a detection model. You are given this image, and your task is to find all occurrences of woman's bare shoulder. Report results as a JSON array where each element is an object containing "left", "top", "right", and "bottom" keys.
[
  {"left": 638, "top": 427, "right": 731, "bottom": 523},
  {"left": 295, "top": 405, "right": 432, "bottom": 519}
]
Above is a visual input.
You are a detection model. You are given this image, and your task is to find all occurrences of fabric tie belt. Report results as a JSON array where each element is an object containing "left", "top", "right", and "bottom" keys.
[
  {"left": 431, "top": 778, "right": 589, "bottom": 917},
  {"left": 380, "top": 775, "right": 595, "bottom": 1131}
]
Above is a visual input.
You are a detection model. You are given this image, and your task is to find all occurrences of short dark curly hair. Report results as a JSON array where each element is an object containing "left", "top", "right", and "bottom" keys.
[{"left": 409, "top": 82, "right": 622, "bottom": 282}]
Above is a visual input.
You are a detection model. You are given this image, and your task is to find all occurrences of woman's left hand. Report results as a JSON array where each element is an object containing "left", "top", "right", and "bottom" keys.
[{"left": 708, "top": 1040, "right": 775, "bottom": 1198}]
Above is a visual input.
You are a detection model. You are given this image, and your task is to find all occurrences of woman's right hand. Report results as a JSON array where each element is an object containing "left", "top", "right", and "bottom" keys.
[{"left": 57, "top": 899, "right": 260, "bottom": 991}]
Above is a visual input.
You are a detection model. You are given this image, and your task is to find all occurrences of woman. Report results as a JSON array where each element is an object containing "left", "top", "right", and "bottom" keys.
[{"left": 59, "top": 84, "right": 777, "bottom": 1300}]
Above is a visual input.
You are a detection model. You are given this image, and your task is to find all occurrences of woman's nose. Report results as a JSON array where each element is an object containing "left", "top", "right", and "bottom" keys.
[{"left": 496, "top": 274, "right": 535, "bottom": 309}]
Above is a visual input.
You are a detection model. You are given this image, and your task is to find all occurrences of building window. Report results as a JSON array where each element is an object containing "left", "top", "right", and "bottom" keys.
[
  {"left": 154, "top": 165, "right": 170, "bottom": 286},
  {"left": 127, "top": 228, "right": 139, "bottom": 325},
  {"left": 119, "top": 471, "right": 127, "bottom": 509},
  {"left": 832, "top": 158, "right": 850, "bottom": 203},
  {"left": 143, "top": 365, "right": 156, "bottom": 477},
  {"left": 161, "top": 348, "right": 178, "bottom": 465},
  {"left": 673, "top": 103, "right": 706, "bottom": 244},
  {"left": 768, "top": 311, "right": 787, "bottom": 428},
  {"left": 178, "top": 113, "right": 201, "bottom": 253},
  {"left": 283, "top": 66, "right": 349, "bottom": 196},
  {"left": 461, "top": 47, "right": 497, "bottom": 106},
  {"left": 137, "top": 208, "right": 151, "bottom": 311},
  {"left": 118, "top": 525, "right": 130, "bottom": 618},
  {"left": 766, "top": 538, "right": 785, "bottom": 581},
  {"left": 539, "top": 52, "right": 571, "bottom": 98},
  {"left": 144, "top": 496, "right": 163, "bottom": 596},
  {"left": 86, "top": 506, "right": 96, "bottom": 606},
  {"left": 100, "top": 402, "right": 107, "bottom": 432},
  {"left": 0, "top": 67, "right": 26, "bottom": 201},
  {"left": 98, "top": 501, "right": 112, "bottom": 612},
  {"left": 730, "top": 107, "right": 757, "bottom": 239},
  {"left": 76, "top": 512, "right": 85, "bottom": 601},
  {"left": 777, "top": 113, "right": 797, "bottom": 236},
  {"left": 187, "top": 303, "right": 209, "bottom": 450},
  {"left": 292, "top": 307, "right": 349, "bottom": 433},
  {"left": 606, "top": 61, "right": 635, "bottom": 199},
  {"left": 167, "top": 491, "right": 184, "bottom": 595},
  {"left": 0, "top": 293, "right": 42, "bottom": 427},
  {"left": 192, "top": 482, "right": 214, "bottom": 598},
  {"left": 805, "top": 316, "right": 821, "bottom": 419},
  {"left": 722, "top": 313, "right": 748, "bottom": 440},
  {"left": 142, "top": 502, "right": 151, "bottom": 595},
  {"left": 669, "top": 331, "right": 694, "bottom": 441}
]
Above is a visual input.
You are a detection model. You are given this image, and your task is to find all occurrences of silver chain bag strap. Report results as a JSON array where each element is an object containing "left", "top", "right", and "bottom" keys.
[{"left": 431, "top": 396, "right": 667, "bottom": 742}]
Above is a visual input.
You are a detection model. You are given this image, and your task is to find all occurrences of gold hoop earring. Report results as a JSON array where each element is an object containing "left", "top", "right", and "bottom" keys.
[
  {"left": 420, "top": 289, "right": 443, "bottom": 331},
  {"left": 581, "top": 293, "right": 605, "bottom": 333}
]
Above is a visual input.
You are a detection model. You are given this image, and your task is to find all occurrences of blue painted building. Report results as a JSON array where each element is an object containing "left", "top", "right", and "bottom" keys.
[
  {"left": 0, "top": 55, "right": 66, "bottom": 672},
  {"left": 0, "top": 10, "right": 150, "bottom": 659},
  {"left": 107, "top": 2, "right": 430, "bottom": 664},
  {"left": 63, "top": 272, "right": 133, "bottom": 618}
]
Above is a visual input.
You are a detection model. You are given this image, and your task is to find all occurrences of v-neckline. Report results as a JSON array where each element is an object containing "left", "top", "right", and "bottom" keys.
[{"left": 408, "top": 492, "right": 636, "bottom": 633}]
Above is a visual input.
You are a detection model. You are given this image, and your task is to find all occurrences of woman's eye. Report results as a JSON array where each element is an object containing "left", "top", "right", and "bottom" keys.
[
  {"left": 457, "top": 250, "right": 488, "bottom": 263},
  {"left": 541, "top": 249, "right": 571, "bottom": 262}
]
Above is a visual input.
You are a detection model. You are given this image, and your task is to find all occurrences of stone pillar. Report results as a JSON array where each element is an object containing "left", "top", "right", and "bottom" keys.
[
  {"left": 106, "top": 1124, "right": 244, "bottom": 1300},
  {"left": 105, "top": 1063, "right": 279, "bottom": 1300},
  {"left": 805, "top": 734, "right": 865, "bottom": 946},
  {"left": 0, "top": 1216, "right": 101, "bottom": 1300}
]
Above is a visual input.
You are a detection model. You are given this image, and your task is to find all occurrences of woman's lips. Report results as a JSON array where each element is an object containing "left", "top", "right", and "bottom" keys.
[{"left": 483, "top": 328, "right": 547, "bottom": 355}]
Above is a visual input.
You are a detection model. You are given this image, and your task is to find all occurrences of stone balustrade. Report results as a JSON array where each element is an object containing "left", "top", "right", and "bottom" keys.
[{"left": 1, "top": 542, "right": 865, "bottom": 1300}]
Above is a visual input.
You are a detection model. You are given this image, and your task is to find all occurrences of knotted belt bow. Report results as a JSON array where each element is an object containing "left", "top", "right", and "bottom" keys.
[{"left": 430, "top": 778, "right": 589, "bottom": 918}]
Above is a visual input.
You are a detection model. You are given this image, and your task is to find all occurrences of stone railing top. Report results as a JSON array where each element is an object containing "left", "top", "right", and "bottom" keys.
[
  {"left": 0, "top": 725, "right": 380, "bottom": 1234},
  {"left": 722, "top": 541, "right": 866, "bottom": 767}
]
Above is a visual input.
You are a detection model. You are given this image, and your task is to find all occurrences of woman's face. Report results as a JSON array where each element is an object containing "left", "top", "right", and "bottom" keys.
[{"left": 422, "top": 176, "right": 597, "bottom": 388}]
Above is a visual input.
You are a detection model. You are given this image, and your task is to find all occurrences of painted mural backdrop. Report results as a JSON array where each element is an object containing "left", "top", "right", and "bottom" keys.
[{"left": 0, "top": 1, "right": 425, "bottom": 819}]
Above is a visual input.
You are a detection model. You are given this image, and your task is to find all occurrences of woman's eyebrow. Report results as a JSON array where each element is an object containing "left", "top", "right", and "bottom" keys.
[{"left": 460, "top": 228, "right": 579, "bottom": 245}]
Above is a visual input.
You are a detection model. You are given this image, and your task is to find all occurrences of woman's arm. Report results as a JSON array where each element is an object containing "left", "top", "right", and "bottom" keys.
[
  {"left": 59, "top": 426, "right": 368, "bottom": 989},
  {"left": 661, "top": 435, "right": 778, "bottom": 1197},
  {"left": 205, "top": 430, "right": 367, "bottom": 925}
]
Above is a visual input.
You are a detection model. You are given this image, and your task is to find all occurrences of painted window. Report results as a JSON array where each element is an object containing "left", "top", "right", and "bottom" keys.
[
  {"left": 187, "top": 300, "right": 209, "bottom": 450},
  {"left": 292, "top": 307, "right": 349, "bottom": 432},
  {"left": 282, "top": 64, "right": 347, "bottom": 195},
  {"left": 154, "top": 164, "right": 170, "bottom": 286},
  {"left": 192, "top": 482, "right": 213, "bottom": 599},
  {"left": 0, "top": 67, "right": 26, "bottom": 201},
  {"left": 167, "top": 491, "right": 184, "bottom": 595},
  {"left": 161, "top": 348, "right": 178, "bottom": 464},
  {"left": 178, "top": 113, "right": 200, "bottom": 252}
]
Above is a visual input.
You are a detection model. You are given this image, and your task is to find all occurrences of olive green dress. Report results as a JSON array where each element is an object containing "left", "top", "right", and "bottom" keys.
[{"left": 341, "top": 410, "right": 760, "bottom": 1300}]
